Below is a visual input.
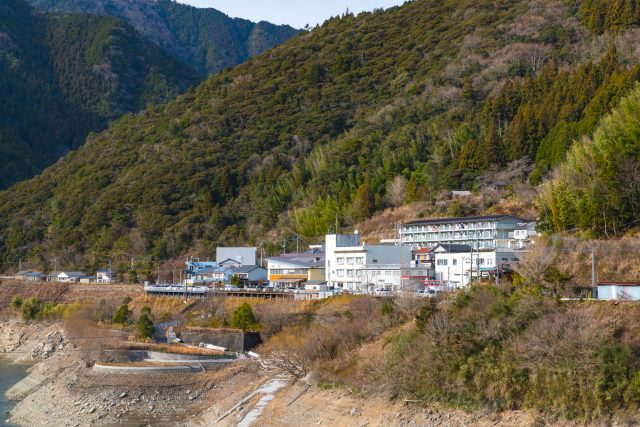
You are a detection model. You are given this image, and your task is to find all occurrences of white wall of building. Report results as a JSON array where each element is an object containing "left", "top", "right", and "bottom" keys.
[
  {"left": 434, "top": 249, "right": 517, "bottom": 287},
  {"left": 325, "top": 234, "right": 411, "bottom": 292}
]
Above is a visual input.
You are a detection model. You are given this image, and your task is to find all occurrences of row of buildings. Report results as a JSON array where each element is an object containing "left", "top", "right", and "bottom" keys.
[
  {"left": 12, "top": 270, "right": 115, "bottom": 283},
  {"left": 10, "top": 214, "right": 537, "bottom": 294},
  {"left": 266, "top": 214, "right": 535, "bottom": 293}
]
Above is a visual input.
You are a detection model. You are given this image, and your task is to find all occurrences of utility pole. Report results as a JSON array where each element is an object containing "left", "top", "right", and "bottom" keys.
[
  {"left": 591, "top": 248, "right": 597, "bottom": 298},
  {"left": 296, "top": 235, "right": 300, "bottom": 254},
  {"left": 18, "top": 259, "right": 22, "bottom": 272}
]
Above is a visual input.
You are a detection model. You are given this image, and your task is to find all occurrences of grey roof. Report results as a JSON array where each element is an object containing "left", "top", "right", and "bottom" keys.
[
  {"left": 433, "top": 244, "right": 473, "bottom": 253},
  {"left": 25, "top": 271, "right": 44, "bottom": 277},
  {"left": 404, "top": 214, "right": 526, "bottom": 226},
  {"left": 59, "top": 271, "right": 85, "bottom": 277},
  {"left": 233, "top": 265, "right": 265, "bottom": 273},
  {"left": 268, "top": 253, "right": 325, "bottom": 268}
]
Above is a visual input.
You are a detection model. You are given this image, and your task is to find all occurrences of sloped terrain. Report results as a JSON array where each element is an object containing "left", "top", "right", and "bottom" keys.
[
  {"left": 0, "top": 0, "right": 202, "bottom": 189},
  {"left": 3, "top": 0, "right": 640, "bottom": 268}
]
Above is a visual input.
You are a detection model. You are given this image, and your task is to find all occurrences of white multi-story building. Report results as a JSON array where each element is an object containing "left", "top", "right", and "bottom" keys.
[
  {"left": 400, "top": 215, "right": 536, "bottom": 250},
  {"left": 325, "top": 234, "right": 411, "bottom": 292},
  {"left": 432, "top": 244, "right": 521, "bottom": 288}
]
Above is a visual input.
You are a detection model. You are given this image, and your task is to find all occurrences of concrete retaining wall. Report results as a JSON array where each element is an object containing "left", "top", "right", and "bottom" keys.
[{"left": 180, "top": 329, "right": 261, "bottom": 352}]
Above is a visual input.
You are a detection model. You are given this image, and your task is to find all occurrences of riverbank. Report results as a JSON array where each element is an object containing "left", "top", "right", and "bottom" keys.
[{"left": 0, "top": 317, "right": 627, "bottom": 427}]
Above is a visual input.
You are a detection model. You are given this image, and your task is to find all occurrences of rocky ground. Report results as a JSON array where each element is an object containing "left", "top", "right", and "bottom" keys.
[{"left": 0, "top": 319, "right": 625, "bottom": 426}]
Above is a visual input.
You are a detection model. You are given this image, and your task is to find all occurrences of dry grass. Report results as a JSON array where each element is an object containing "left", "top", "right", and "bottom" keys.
[
  {"left": 129, "top": 294, "right": 190, "bottom": 318},
  {"left": 554, "top": 235, "right": 640, "bottom": 287}
]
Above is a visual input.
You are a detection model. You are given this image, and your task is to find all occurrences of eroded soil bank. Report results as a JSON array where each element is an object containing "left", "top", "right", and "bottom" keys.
[{"left": 0, "top": 320, "right": 620, "bottom": 426}]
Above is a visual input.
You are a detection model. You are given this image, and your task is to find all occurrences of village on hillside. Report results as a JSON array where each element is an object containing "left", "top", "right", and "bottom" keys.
[
  {"left": 7, "top": 213, "right": 634, "bottom": 301},
  {"left": 2, "top": 214, "right": 590, "bottom": 295}
]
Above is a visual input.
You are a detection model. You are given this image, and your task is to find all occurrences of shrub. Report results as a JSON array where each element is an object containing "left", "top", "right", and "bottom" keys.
[
  {"left": 20, "top": 297, "right": 41, "bottom": 321},
  {"left": 113, "top": 298, "right": 133, "bottom": 325},
  {"left": 136, "top": 313, "right": 155, "bottom": 339},
  {"left": 230, "top": 303, "right": 259, "bottom": 331},
  {"left": 10, "top": 295, "right": 23, "bottom": 310}
]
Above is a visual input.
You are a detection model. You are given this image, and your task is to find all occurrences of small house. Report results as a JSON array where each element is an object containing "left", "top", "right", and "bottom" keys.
[
  {"left": 14, "top": 271, "right": 45, "bottom": 282},
  {"left": 24, "top": 271, "right": 45, "bottom": 282},
  {"left": 231, "top": 265, "right": 267, "bottom": 285},
  {"left": 96, "top": 269, "right": 115, "bottom": 283},
  {"left": 57, "top": 271, "right": 85, "bottom": 282}
]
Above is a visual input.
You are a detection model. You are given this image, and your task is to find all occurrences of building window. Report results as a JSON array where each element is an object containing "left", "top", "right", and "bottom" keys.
[
  {"left": 452, "top": 259, "right": 458, "bottom": 266},
  {"left": 337, "top": 269, "right": 344, "bottom": 277},
  {"left": 347, "top": 270, "right": 354, "bottom": 277},
  {"left": 437, "top": 259, "right": 448, "bottom": 266},
  {"left": 337, "top": 257, "right": 344, "bottom": 265},
  {"left": 347, "top": 257, "right": 354, "bottom": 265},
  {"left": 356, "top": 257, "right": 363, "bottom": 264},
  {"left": 385, "top": 271, "right": 392, "bottom": 276},
  {"left": 393, "top": 271, "right": 400, "bottom": 276}
]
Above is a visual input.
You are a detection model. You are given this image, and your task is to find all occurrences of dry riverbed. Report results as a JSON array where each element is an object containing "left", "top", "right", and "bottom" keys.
[{"left": 0, "top": 320, "right": 623, "bottom": 427}]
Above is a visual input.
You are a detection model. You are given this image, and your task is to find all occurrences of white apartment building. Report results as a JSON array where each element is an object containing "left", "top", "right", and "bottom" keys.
[
  {"left": 400, "top": 215, "right": 536, "bottom": 250},
  {"left": 432, "top": 244, "right": 521, "bottom": 288},
  {"left": 325, "top": 234, "right": 411, "bottom": 292}
]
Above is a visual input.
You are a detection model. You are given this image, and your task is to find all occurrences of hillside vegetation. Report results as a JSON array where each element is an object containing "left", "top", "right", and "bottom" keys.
[
  {"left": 0, "top": 0, "right": 201, "bottom": 189},
  {"left": 27, "top": 0, "right": 301, "bottom": 74},
  {"left": 3, "top": 0, "right": 640, "bottom": 270}
]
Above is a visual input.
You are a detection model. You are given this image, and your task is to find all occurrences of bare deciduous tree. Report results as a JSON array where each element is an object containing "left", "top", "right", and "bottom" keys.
[
  {"left": 386, "top": 175, "right": 407, "bottom": 207},
  {"left": 515, "top": 240, "right": 555, "bottom": 285}
]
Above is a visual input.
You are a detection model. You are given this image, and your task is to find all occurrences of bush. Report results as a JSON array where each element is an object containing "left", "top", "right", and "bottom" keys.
[
  {"left": 113, "top": 298, "right": 133, "bottom": 325},
  {"left": 20, "top": 297, "right": 41, "bottom": 321},
  {"left": 136, "top": 313, "right": 155, "bottom": 339},
  {"left": 10, "top": 296, "right": 23, "bottom": 310},
  {"left": 230, "top": 303, "right": 259, "bottom": 331}
]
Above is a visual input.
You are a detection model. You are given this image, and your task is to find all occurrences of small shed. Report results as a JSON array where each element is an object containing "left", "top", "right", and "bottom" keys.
[{"left": 598, "top": 282, "right": 640, "bottom": 300}]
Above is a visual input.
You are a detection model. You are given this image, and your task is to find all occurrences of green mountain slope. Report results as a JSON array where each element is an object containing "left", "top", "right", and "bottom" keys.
[
  {"left": 0, "top": 0, "right": 202, "bottom": 189},
  {"left": 3, "top": 0, "right": 640, "bottom": 270},
  {"left": 26, "top": 0, "right": 301, "bottom": 74}
]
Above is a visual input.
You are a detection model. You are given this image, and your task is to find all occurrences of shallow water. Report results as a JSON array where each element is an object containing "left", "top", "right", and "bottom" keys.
[{"left": 0, "top": 360, "right": 30, "bottom": 426}]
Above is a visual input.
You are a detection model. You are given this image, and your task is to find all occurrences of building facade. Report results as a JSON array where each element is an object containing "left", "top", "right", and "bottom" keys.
[
  {"left": 325, "top": 234, "right": 412, "bottom": 292},
  {"left": 432, "top": 244, "right": 520, "bottom": 288},
  {"left": 216, "top": 247, "right": 256, "bottom": 266},
  {"left": 267, "top": 252, "right": 325, "bottom": 289},
  {"left": 400, "top": 215, "right": 536, "bottom": 250},
  {"left": 232, "top": 265, "right": 267, "bottom": 284}
]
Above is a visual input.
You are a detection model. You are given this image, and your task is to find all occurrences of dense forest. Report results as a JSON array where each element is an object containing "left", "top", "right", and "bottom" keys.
[
  {"left": 26, "top": 0, "right": 301, "bottom": 74},
  {"left": 3, "top": 0, "right": 640, "bottom": 271},
  {"left": 0, "top": 0, "right": 201, "bottom": 189}
]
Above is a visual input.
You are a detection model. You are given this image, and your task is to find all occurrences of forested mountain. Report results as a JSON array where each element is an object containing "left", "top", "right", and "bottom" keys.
[
  {"left": 0, "top": 0, "right": 201, "bottom": 189},
  {"left": 3, "top": 0, "right": 640, "bottom": 271},
  {"left": 26, "top": 0, "right": 301, "bottom": 74}
]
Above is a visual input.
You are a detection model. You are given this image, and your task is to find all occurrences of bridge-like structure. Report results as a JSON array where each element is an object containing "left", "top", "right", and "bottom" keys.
[{"left": 143, "top": 285, "right": 293, "bottom": 300}]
